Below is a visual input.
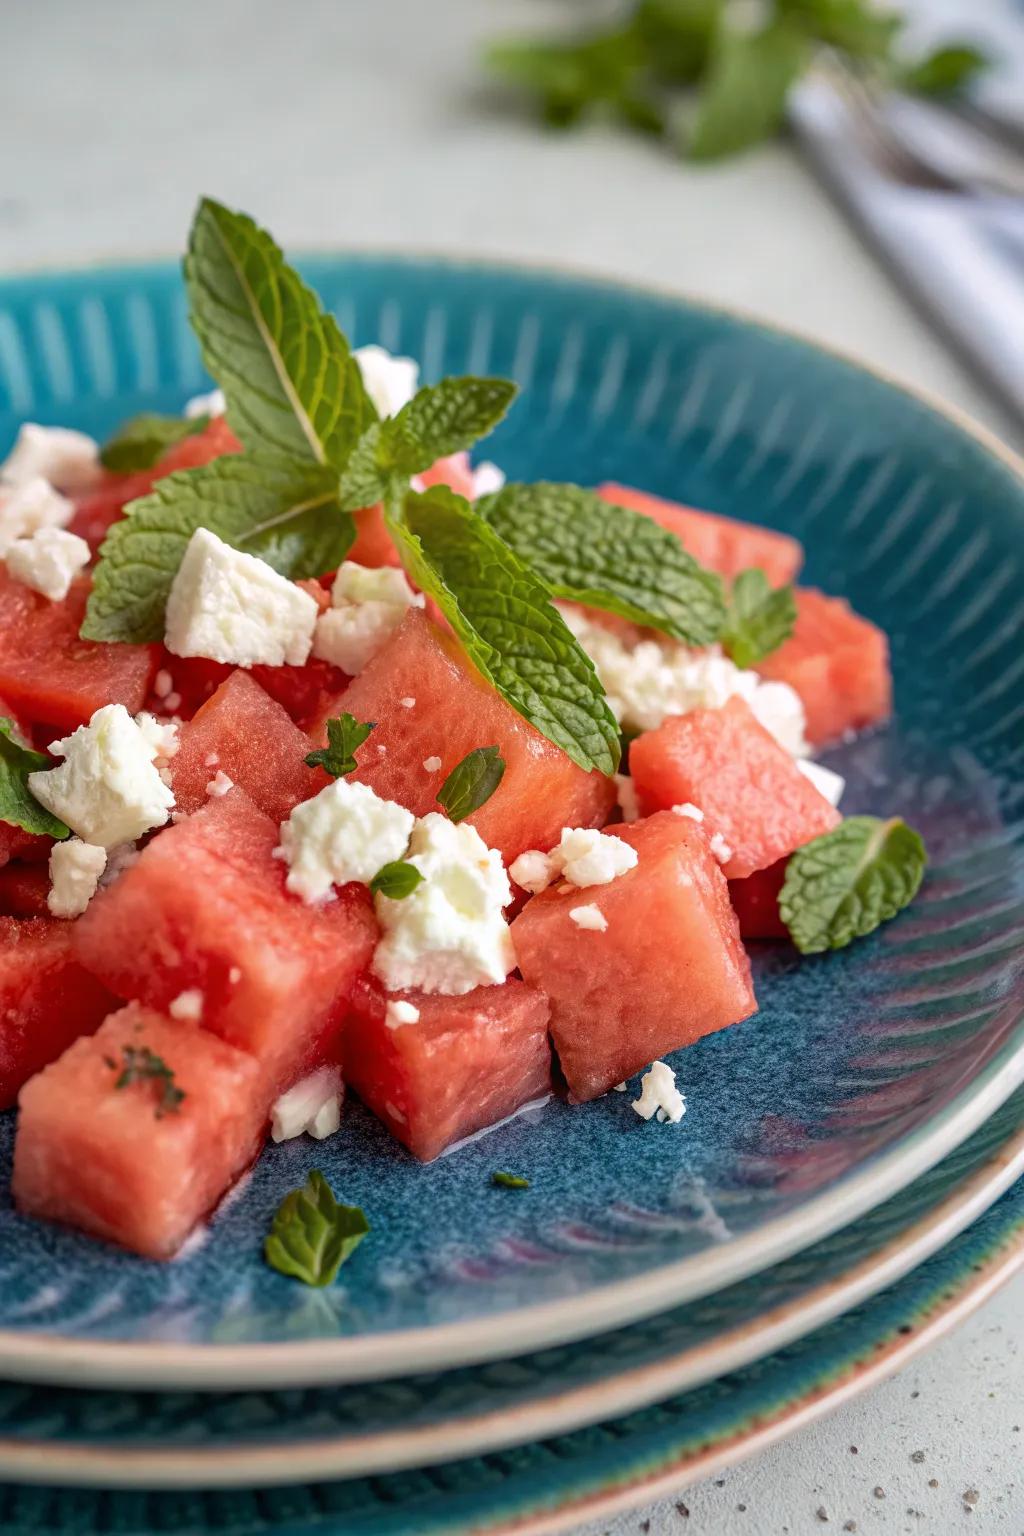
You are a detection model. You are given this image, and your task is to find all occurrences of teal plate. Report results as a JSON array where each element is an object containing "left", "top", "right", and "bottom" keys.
[{"left": 1, "top": 255, "right": 1023, "bottom": 1388}]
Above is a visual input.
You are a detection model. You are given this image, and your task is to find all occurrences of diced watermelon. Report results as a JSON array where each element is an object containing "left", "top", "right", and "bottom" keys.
[
  {"left": 597, "top": 483, "right": 803, "bottom": 587},
  {"left": 0, "top": 571, "right": 157, "bottom": 734},
  {"left": 629, "top": 697, "right": 841, "bottom": 879},
  {"left": 511, "top": 811, "right": 756, "bottom": 1101},
  {"left": 345, "top": 454, "right": 478, "bottom": 569},
  {"left": 169, "top": 671, "right": 322, "bottom": 822},
  {"left": 756, "top": 588, "right": 892, "bottom": 749},
  {"left": 0, "top": 916, "right": 115, "bottom": 1109},
  {"left": 729, "top": 858, "right": 790, "bottom": 939},
  {"left": 74, "top": 790, "right": 376, "bottom": 1090},
  {"left": 314, "top": 610, "right": 616, "bottom": 865},
  {"left": 420, "top": 452, "right": 476, "bottom": 499},
  {"left": 161, "top": 648, "right": 349, "bottom": 729},
  {"left": 346, "top": 976, "right": 552, "bottom": 1161},
  {"left": 0, "top": 824, "right": 50, "bottom": 870},
  {"left": 0, "top": 862, "right": 50, "bottom": 918},
  {"left": 13, "top": 1003, "right": 267, "bottom": 1259}
]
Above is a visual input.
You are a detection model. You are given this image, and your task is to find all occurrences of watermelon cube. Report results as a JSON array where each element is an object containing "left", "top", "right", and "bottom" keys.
[
  {"left": 313, "top": 610, "right": 615, "bottom": 865},
  {"left": 0, "top": 916, "right": 115, "bottom": 1109},
  {"left": 13, "top": 1003, "right": 267, "bottom": 1259},
  {"left": 598, "top": 483, "right": 803, "bottom": 588},
  {"left": 756, "top": 588, "right": 892, "bottom": 749},
  {"left": 729, "top": 858, "right": 790, "bottom": 939},
  {"left": 169, "top": 670, "right": 322, "bottom": 823},
  {"left": 346, "top": 977, "right": 552, "bottom": 1161},
  {"left": 74, "top": 790, "right": 377, "bottom": 1090},
  {"left": 629, "top": 697, "right": 841, "bottom": 879},
  {"left": 0, "top": 571, "right": 157, "bottom": 734},
  {"left": 0, "top": 862, "right": 50, "bottom": 918},
  {"left": 346, "top": 455, "right": 477, "bottom": 570},
  {"left": 511, "top": 812, "right": 756, "bottom": 1101}
]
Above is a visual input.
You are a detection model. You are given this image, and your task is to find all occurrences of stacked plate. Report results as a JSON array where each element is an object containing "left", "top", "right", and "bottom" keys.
[{"left": 1, "top": 255, "right": 1022, "bottom": 1536}]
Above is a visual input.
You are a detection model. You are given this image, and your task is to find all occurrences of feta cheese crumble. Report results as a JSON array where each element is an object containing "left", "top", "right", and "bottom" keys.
[
  {"left": 47, "top": 839, "right": 107, "bottom": 919},
  {"left": 184, "top": 387, "right": 226, "bottom": 419},
  {"left": 164, "top": 527, "right": 318, "bottom": 667},
  {"left": 277, "top": 778, "right": 414, "bottom": 903},
  {"left": 709, "top": 831, "right": 733, "bottom": 864},
  {"left": 422, "top": 755, "right": 442, "bottom": 773},
  {"left": 569, "top": 904, "right": 608, "bottom": 932},
  {"left": 510, "top": 827, "right": 637, "bottom": 895},
  {"left": 206, "top": 770, "right": 234, "bottom": 798},
  {"left": 168, "top": 988, "right": 204, "bottom": 1022},
  {"left": 372, "top": 812, "right": 514, "bottom": 995},
  {"left": 509, "top": 848, "right": 558, "bottom": 895},
  {"left": 353, "top": 344, "right": 419, "bottom": 419},
  {"left": 0, "top": 477, "right": 74, "bottom": 555},
  {"left": 4, "top": 526, "right": 90, "bottom": 601},
  {"left": 270, "top": 1066, "right": 343, "bottom": 1142},
  {"left": 400, "top": 697, "right": 416, "bottom": 709},
  {"left": 135, "top": 713, "right": 180, "bottom": 763},
  {"left": 672, "top": 802, "right": 704, "bottom": 822},
  {"left": 312, "top": 561, "right": 424, "bottom": 676},
  {"left": 471, "top": 460, "right": 506, "bottom": 498},
  {"left": 614, "top": 773, "right": 640, "bottom": 824},
  {"left": 385, "top": 998, "right": 421, "bottom": 1028},
  {"left": 0, "top": 424, "right": 101, "bottom": 494},
  {"left": 28, "top": 704, "right": 176, "bottom": 849},
  {"left": 796, "top": 759, "right": 846, "bottom": 808},
  {"left": 632, "top": 1060, "right": 686, "bottom": 1124}
]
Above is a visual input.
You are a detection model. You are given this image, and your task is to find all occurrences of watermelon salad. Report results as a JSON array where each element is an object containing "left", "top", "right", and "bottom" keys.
[{"left": 0, "top": 200, "right": 927, "bottom": 1281}]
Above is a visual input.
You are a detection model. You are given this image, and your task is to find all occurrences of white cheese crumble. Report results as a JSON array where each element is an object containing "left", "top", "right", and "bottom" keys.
[
  {"left": 0, "top": 424, "right": 101, "bottom": 494},
  {"left": 28, "top": 704, "right": 176, "bottom": 849},
  {"left": 153, "top": 669, "right": 174, "bottom": 699},
  {"left": 135, "top": 713, "right": 180, "bottom": 763},
  {"left": 510, "top": 827, "right": 637, "bottom": 895},
  {"left": 164, "top": 527, "right": 317, "bottom": 667},
  {"left": 509, "top": 848, "right": 558, "bottom": 895},
  {"left": 0, "top": 477, "right": 74, "bottom": 556},
  {"left": 471, "top": 461, "right": 506, "bottom": 498},
  {"left": 204, "top": 751, "right": 220, "bottom": 768},
  {"left": 4, "top": 526, "right": 90, "bottom": 601},
  {"left": 709, "top": 831, "right": 733, "bottom": 864},
  {"left": 270, "top": 1065, "right": 343, "bottom": 1143},
  {"left": 47, "top": 839, "right": 107, "bottom": 919},
  {"left": 205, "top": 770, "right": 234, "bottom": 798},
  {"left": 632, "top": 1060, "right": 687, "bottom": 1124},
  {"left": 385, "top": 998, "right": 421, "bottom": 1029},
  {"left": 184, "top": 387, "right": 226, "bottom": 419},
  {"left": 168, "top": 988, "right": 204, "bottom": 1022},
  {"left": 796, "top": 759, "right": 846, "bottom": 808},
  {"left": 372, "top": 812, "right": 514, "bottom": 996},
  {"left": 569, "top": 904, "right": 608, "bottom": 932},
  {"left": 400, "top": 697, "right": 416, "bottom": 709},
  {"left": 312, "top": 561, "right": 424, "bottom": 676},
  {"left": 276, "top": 778, "right": 414, "bottom": 903},
  {"left": 422, "top": 755, "right": 442, "bottom": 773},
  {"left": 614, "top": 773, "right": 640, "bottom": 824},
  {"left": 558, "top": 605, "right": 808, "bottom": 756},
  {"left": 672, "top": 802, "right": 705, "bottom": 822},
  {"left": 353, "top": 344, "right": 419, "bottom": 419}
]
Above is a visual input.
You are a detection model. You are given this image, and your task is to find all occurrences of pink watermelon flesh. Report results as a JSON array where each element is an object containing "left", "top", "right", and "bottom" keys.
[
  {"left": 346, "top": 976, "right": 552, "bottom": 1162},
  {"left": 597, "top": 483, "right": 804, "bottom": 587},
  {"left": 13, "top": 1003, "right": 267, "bottom": 1259},
  {"left": 313, "top": 609, "right": 616, "bottom": 865},
  {"left": 0, "top": 863, "right": 50, "bottom": 918},
  {"left": 169, "top": 670, "right": 323, "bottom": 823},
  {"left": 729, "top": 858, "right": 790, "bottom": 939},
  {"left": 73, "top": 790, "right": 377, "bottom": 1091},
  {"left": 630, "top": 697, "right": 841, "bottom": 879},
  {"left": 0, "top": 916, "right": 116, "bottom": 1109},
  {"left": 346, "top": 454, "right": 478, "bottom": 569},
  {"left": 511, "top": 811, "right": 757, "bottom": 1101}
]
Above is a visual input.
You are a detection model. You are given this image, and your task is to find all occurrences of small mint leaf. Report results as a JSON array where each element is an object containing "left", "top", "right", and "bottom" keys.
[
  {"left": 437, "top": 746, "right": 506, "bottom": 823},
  {"left": 264, "top": 1170, "right": 369, "bottom": 1287},
  {"left": 778, "top": 0, "right": 901, "bottom": 60},
  {"left": 0, "top": 718, "right": 69, "bottom": 840},
  {"left": 389, "top": 485, "right": 620, "bottom": 776},
  {"left": 185, "top": 197, "right": 376, "bottom": 472},
  {"left": 369, "top": 860, "right": 425, "bottom": 899},
  {"left": 492, "top": 1171, "right": 530, "bottom": 1189},
  {"left": 901, "top": 43, "right": 989, "bottom": 96},
  {"left": 99, "top": 413, "right": 211, "bottom": 473},
  {"left": 113, "top": 1045, "right": 185, "bottom": 1119},
  {"left": 780, "top": 816, "right": 927, "bottom": 954},
  {"left": 305, "top": 715, "right": 375, "bottom": 778},
  {"left": 688, "top": 20, "right": 807, "bottom": 160},
  {"left": 82, "top": 455, "right": 354, "bottom": 644},
  {"left": 477, "top": 482, "right": 726, "bottom": 646},
  {"left": 722, "top": 568, "right": 796, "bottom": 668}
]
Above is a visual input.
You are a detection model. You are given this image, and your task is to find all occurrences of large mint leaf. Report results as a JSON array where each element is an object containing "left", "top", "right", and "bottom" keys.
[
  {"left": 780, "top": 816, "right": 927, "bottom": 954},
  {"left": 477, "top": 481, "right": 725, "bottom": 646},
  {"left": 0, "top": 718, "right": 69, "bottom": 839},
  {"left": 82, "top": 456, "right": 354, "bottom": 644},
  {"left": 100, "top": 413, "right": 211, "bottom": 473},
  {"left": 264, "top": 1170, "right": 369, "bottom": 1288},
  {"left": 185, "top": 197, "right": 376, "bottom": 471},
  {"left": 390, "top": 486, "right": 620, "bottom": 776}
]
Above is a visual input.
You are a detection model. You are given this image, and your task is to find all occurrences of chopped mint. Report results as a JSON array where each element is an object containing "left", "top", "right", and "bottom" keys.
[
  {"left": 99, "top": 413, "right": 211, "bottom": 473},
  {"left": 437, "top": 746, "right": 506, "bottom": 823},
  {"left": 0, "top": 718, "right": 70, "bottom": 839},
  {"left": 721, "top": 568, "right": 796, "bottom": 668},
  {"left": 113, "top": 1045, "right": 185, "bottom": 1119},
  {"left": 369, "top": 860, "right": 425, "bottom": 899},
  {"left": 780, "top": 816, "right": 927, "bottom": 954},
  {"left": 492, "top": 1171, "right": 530, "bottom": 1189},
  {"left": 264, "top": 1169, "right": 369, "bottom": 1287},
  {"left": 305, "top": 715, "right": 376, "bottom": 779}
]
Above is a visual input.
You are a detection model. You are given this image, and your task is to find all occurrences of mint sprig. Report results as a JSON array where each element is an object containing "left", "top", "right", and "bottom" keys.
[
  {"left": 780, "top": 816, "right": 927, "bottom": 954},
  {"left": 721, "top": 568, "right": 796, "bottom": 668},
  {"left": 477, "top": 481, "right": 726, "bottom": 647},
  {"left": 389, "top": 485, "right": 620, "bottom": 776},
  {"left": 99, "top": 413, "right": 211, "bottom": 473},
  {"left": 0, "top": 718, "right": 69, "bottom": 840},
  {"left": 369, "top": 861, "right": 425, "bottom": 899},
  {"left": 305, "top": 715, "right": 375, "bottom": 778},
  {"left": 264, "top": 1170, "right": 369, "bottom": 1288},
  {"left": 437, "top": 746, "right": 506, "bottom": 823}
]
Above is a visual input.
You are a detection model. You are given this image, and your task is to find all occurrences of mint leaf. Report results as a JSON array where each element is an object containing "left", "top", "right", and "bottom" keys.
[
  {"left": 305, "top": 714, "right": 375, "bottom": 778},
  {"left": 369, "top": 860, "right": 425, "bottom": 899},
  {"left": 477, "top": 482, "right": 726, "bottom": 647},
  {"left": 492, "top": 1171, "right": 530, "bottom": 1189},
  {"left": 780, "top": 816, "right": 927, "bottom": 954},
  {"left": 635, "top": 0, "right": 721, "bottom": 85},
  {"left": 390, "top": 486, "right": 620, "bottom": 776},
  {"left": 688, "top": 20, "right": 807, "bottom": 160},
  {"left": 437, "top": 746, "right": 506, "bottom": 823},
  {"left": 0, "top": 718, "right": 69, "bottom": 839},
  {"left": 82, "top": 455, "right": 354, "bottom": 644},
  {"left": 112, "top": 1046, "right": 185, "bottom": 1119},
  {"left": 185, "top": 197, "right": 376, "bottom": 472},
  {"left": 264, "top": 1170, "right": 369, "bottom": 1287},
  {"left": 779, "top": 0, "right": 901, "bottom": 60},
  {"left": 901, "top": 43, "right": 989, "bottom": 96},
  {"left": 722, "top": 568, "right": 796, "bottom": 668},
  {"left": 486, "top": 28, "right": 654, "bottom": 131},
  {"left": 99, "top": 413, "right": 211, "bottom": 474}
]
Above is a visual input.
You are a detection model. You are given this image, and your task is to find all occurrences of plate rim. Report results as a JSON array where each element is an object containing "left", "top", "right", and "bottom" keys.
[{"left": 0, "top": 251, "right": 1022, "bottom": 1390}]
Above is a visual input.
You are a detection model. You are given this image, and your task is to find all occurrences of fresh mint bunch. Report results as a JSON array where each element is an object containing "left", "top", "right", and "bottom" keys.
[
  {"left": 780, "top": 815, "right": 926, "bottom": 953},
  {"left": 0, "top": 718, "right": 69, "bottom": 839},
  {"left": 99, "top": 413, "right": 211, "bottom": 473},
  {"left": 305, "top": 715, "right": 376, "bottom": 778},
  {"left": 721, "top": 568, "right": 796, "bottom": 667},
  {"left": 437, "top": 746, "right": 507, "bottom": 823},
  {"left": 264, "top": 1170, "right": 369, "bottom": 1287}
]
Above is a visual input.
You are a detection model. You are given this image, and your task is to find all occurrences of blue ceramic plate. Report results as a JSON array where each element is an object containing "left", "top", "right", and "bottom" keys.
[{"left": 1, "top": 255, "right": 1023, "bottom": 1389}]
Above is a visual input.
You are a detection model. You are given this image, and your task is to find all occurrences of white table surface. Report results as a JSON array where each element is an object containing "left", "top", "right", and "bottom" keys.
[{"left": 2, "top": 2, "right": 1021, "bottom": 1530}]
